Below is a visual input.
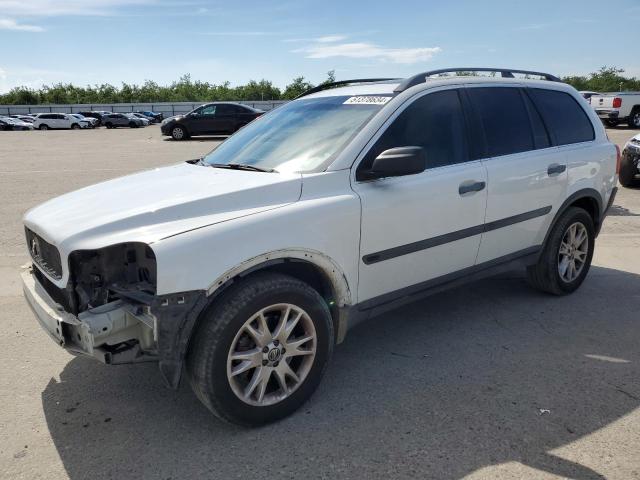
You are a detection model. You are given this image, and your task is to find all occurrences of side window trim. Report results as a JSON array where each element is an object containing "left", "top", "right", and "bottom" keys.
[
  {"left": 516, "top": 87, "right": 544, "bottom": 150},
  {"left": 459, "top": 87, "right": 487, "bottom": 160},
  {"left": 354, "top": 86, "right": 472, "bottom": 181},
  {"left": 522, "top": 87, "right": 557, "bottom": 147}
]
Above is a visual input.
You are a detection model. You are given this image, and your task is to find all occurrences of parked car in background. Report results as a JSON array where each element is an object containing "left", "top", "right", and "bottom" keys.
[
  {"left": 69, "top": 114, "right": 94, "bottom": 129},
  {"left": 619, "top": 133, "right": 640, "bottom": 187},
  {"left": 77, "top": 111, "right": 108, "bottom": 126},
  {"left": 0, "top": 116, "right": 34, "bottom": 130},
  {"left": 32, "top": 113, "right": 84, "bottom": 130},
  {"left": 102, "top": 113, "right": 145, "bottom": 128},
  {"left": 590, "top": 92, "right": 640, "bottom": 128},
  {"left": 160, "top": 102, "right": 264, "bottom": 140},
  {"left": 131, "top": 113, "right": 151, "bottom": 126},
  {"left": 9, "top": 114, "right": 36, "bottom": 123},
  {"left": 579, "top": 91, "right": 601, "bottom": 104},
  {"left": 136, "top": 111, "right": 163, "bottom": 122},
  {"left": 21, "top": 68, "right": 618, "bottom": 426}
]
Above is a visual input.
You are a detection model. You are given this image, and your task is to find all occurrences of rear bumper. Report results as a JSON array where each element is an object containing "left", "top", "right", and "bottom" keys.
[
  {"left": 21, "top": 267, "right": 157, "bottom": 364},
  {"left": 596, "top": 109, "right": 624, "bottom": 121}
]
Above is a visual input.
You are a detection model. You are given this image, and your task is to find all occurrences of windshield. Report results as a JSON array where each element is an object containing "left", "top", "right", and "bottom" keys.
[{"left": 201, "top": 95, "right": 389, "bottom": 173}]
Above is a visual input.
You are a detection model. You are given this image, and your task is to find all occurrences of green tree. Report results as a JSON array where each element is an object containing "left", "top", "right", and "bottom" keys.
[{"left": 282, "top": 76, "right": 314, "bottom": 99}]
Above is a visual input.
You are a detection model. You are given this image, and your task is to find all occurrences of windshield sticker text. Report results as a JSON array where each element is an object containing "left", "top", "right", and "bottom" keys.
[{"left": 344, "top": 96, "right": 391, "bottom": 105}]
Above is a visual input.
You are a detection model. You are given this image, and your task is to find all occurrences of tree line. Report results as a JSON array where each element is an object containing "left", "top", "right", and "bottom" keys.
[{"left": 0, "top": 67, "right": 637, "bottom": 105}]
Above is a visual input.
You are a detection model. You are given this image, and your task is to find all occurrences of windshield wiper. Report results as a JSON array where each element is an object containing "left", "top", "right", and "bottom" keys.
[{"left": 207, "top": 163, "right": 277, "bottom": 173}]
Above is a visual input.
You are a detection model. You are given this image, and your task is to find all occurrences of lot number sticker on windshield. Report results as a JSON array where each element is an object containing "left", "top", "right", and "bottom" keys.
[{"left": 344, "top": 96, "right": 391, "bottom": 105}]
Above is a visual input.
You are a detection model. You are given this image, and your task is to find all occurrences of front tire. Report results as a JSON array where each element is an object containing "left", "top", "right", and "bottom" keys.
[
  {"left": 186, "top": 272, "right": 334, "bottom": 426},
  {"left": 171, "top": 125, "right": 187, "bottom": 140},
  {"left": 71, "top": 123, "right": 80, "bottom": 130},
  {"left": 619, "top": 153, "right": 639, "bottom": 187},
  {"left": 629, "top": 109, "right": 640, "bottom": 129},
  {"left": 527, "top": 207, "right": 595, "bottom": 295}
]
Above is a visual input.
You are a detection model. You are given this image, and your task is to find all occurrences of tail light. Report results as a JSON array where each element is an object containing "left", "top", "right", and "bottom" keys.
[
  {"left": 615, "top": 145, "right": 621, "bottom": 174},
  {"left": 613, "top": 97, "right": 622, "bottom": 108}
]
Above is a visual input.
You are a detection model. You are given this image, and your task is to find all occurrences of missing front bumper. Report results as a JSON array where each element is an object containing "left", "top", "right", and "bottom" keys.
[{"left": 21, "top": 267, "right": 158, "bottom": 365}]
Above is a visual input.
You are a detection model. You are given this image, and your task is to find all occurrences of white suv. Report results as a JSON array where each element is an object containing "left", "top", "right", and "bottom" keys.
[
  {"left": 33, "top": 113, "right": 83, "bottom": 130},
  {"left": 22, "top": 68, "right": 618, "bottom": 425}
]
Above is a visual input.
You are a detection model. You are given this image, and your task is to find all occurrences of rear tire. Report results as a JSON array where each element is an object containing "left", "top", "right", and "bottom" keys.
[
  {"left": 105, "top": 122, "right": 113, "bottom": 129},
  {"left": 605, "top": 119, "right": 619, "bottom": 128},
  {"left": 39, "top": 124, "right": 49, "bottom": 130},
  {"left": 527, "top": 207, "right": 595, "bottom": 295},
  {"left": 186, "top": 272, "right": 333, "bottom": 426},
  {"left": 129, "top": 121, "right": 137, "bottom": 128}
]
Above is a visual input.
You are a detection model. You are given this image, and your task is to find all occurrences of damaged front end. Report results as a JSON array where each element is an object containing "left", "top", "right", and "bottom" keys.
[{"left": 22, "top": 240, "right": 207, "bottom": 389}]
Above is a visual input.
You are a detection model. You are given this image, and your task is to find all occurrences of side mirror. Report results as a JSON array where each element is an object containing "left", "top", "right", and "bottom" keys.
[{"left": 369, "top": 146, "right": 426, "bottom": 179}]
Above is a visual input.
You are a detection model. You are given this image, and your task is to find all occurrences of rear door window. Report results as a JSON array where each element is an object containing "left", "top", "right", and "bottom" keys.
[
  {"left": 528, "top": 88, "right": 595, "bottom": 145},
  {"left": 467, "top": 87, "right": 534, "bottom": 157},
  {"left": 217, "top": 105, "right": 234, "bottom": 115}
]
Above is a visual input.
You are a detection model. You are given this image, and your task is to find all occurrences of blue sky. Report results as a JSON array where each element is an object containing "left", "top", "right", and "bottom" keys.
[{"left": 0, "top": 0, "right": 638, "bottom": 93}]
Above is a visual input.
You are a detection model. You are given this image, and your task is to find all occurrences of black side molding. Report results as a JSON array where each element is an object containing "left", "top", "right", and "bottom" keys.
[
  {"left": 363, "top": 206, "right": 552, "bottom": 265},
  {"left": 357, "top": 245, "right": 542, "bottom": 314}
]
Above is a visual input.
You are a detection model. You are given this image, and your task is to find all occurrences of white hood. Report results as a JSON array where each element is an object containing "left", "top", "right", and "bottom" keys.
[{"left": 24, "top": 162, "right": 302, "bottom": 254}]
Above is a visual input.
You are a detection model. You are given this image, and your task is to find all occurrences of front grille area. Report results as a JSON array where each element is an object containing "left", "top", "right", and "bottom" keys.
[
  {"left": 32, "top": 266, "right": 76, "bottom": 313},
  {"left": 25, "top": 228, "right": 62, "bottom": 280}
]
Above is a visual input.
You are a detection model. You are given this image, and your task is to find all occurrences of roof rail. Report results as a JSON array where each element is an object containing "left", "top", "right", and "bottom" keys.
[
  {"left": 394, "top": 68, "right": 562, "bottom": 93},
  {"left": 296, "top": 78, "right": 399, "bottom": 99}
]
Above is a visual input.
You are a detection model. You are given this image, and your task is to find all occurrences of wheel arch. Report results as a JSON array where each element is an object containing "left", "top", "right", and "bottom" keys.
[
  {"left": 543, "top": 189, "right": 603, "bottom": 247},
  {"left": 203, "top": 249, "right": 353, "bottom": 344}
]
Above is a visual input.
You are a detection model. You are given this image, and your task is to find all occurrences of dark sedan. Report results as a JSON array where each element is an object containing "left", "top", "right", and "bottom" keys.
[{"left": 160, "top": 102, "right": 264, "bottom": 140}]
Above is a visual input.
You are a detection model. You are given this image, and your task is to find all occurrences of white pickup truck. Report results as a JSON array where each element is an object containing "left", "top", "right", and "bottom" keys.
[{"left": 590, "top": 92, "right": 640, "bottom": 128}]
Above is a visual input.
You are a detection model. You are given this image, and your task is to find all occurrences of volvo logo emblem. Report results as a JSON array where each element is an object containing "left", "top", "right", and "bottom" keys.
[
  {"left": 267, "top": 348, "right": 281, "bottom": 362},
  {"left": 30, "top": 237, "right": 40, "bottom": 258}
]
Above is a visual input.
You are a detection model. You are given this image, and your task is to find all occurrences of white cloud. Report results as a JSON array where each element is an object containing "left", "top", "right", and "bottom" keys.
[
  {"left": 316, "top": 35, "right": 347, "bottom": 43},
  {"left": 0, "top": 0, "right": 156, "bottom": 17},
  {"left": 199, "top": 31, "right": 283, "bottom": 36},
  {"left": 0, "top": 18, "right": 44, "bottom": 31},
  {"left": 296, "top": 40, "right": 442, "bottom": 64}
]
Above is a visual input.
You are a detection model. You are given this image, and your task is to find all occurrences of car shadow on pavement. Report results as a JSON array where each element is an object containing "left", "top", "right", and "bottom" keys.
[
  {"left": 41, "top": 266, "right": 639, "bottom": 479},
  {"left": 607, "top": 202, "right": 640, "bottom": 216}
]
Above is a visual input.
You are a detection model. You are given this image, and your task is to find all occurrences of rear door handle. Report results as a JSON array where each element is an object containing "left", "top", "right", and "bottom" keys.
[
  {"left": 547, "top": 164, "right": 567, "bottom": 176},
  {"left": 459, "top": 180, "right": 486, "bottom": 196}
]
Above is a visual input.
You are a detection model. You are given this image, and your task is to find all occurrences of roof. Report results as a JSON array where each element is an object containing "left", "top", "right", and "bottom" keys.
[{"left": 304, "top": 75, "right": 571, "bottom": 99}]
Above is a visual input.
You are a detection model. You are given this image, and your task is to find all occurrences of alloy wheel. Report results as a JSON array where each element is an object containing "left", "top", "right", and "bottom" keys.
[
  {"left": 558, "top": 222, "right": 588, "bottom": 283},
  {"left": 226, "top": 303, "right": 317, "bottom": 406}
]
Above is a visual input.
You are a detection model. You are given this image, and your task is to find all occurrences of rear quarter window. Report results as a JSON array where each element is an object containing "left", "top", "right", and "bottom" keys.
[{"left": 528, "top": 88, "right": 595, "bottom": 145}]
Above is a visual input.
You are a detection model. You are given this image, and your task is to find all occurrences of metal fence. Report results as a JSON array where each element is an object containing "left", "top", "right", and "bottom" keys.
[{"left": 0, "top": 100, "right": 288, "bottom": 116}]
